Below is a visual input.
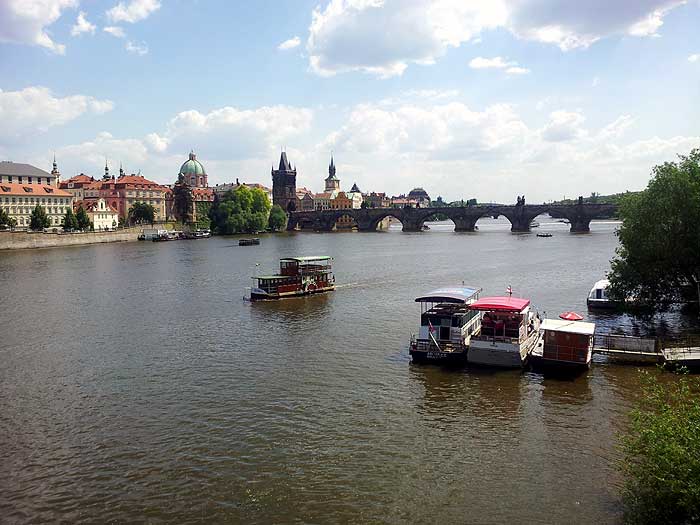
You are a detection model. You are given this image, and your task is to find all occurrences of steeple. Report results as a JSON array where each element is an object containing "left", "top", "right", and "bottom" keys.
[
  {"left": 104, "top": 159, "right": 110, "bottom": 180},
  {"left": 119, "top": 162, "right": 125, "bottom": 178},
  {"left": 278, "top": 151, "right": 292, "bottom": 172},
  {"left": 51, "top": 153, "right": 60, "bottom": 186},
  {"left": 328, "top": 154, "right": 336, "bottom": 178}
]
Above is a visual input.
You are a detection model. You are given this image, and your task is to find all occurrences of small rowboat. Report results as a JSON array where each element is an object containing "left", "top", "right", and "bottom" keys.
[
  {"left": 239, "top": 238, "right": 261, "bottom": 246},
  {"left": 536, "top": 233, "right": 552, "bottom": 238}
]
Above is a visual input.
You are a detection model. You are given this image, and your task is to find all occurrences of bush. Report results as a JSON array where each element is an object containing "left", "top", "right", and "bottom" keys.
[{"left": 620, "top": 370, "right": 700, "bottom": 523}]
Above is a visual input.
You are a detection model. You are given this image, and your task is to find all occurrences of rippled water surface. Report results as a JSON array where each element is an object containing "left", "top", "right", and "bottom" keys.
[{"left": 1, "top": 218, "right": 692, "bottom": 523}]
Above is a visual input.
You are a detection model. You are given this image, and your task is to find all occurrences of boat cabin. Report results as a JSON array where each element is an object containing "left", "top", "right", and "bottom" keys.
[
  {"left": 409, "top": 287, "right": 482, "bottom": 363},
  {"left": 470, "top": 297, "right": 535, "bottom": 343},
  {"left": 536, "top": 319, "right": 595, "bottom": 368},
  {"left": 587, "top": 279, "right": 616, "bottom": 309}
]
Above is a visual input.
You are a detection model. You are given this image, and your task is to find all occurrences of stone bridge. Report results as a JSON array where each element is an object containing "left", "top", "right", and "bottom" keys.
[{"left": 287, "top": 203, "right": 617, "bottom": 233}]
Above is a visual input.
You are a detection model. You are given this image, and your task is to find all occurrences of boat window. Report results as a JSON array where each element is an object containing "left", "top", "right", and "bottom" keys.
[{"left": 596, "top": 289, "right": 603, "bottom": 299}]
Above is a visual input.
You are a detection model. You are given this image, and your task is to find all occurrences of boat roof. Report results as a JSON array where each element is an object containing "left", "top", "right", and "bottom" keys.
[
  {"left": 592, "top": 278, "right": 610, "bottom": 289},
  {"left": 280, "top": 256, "right": 331, "bottom": 262},
  {"left": 541, "top": 319, "right": 596, "bottom": 335},
  {"left": 469, "top": 296, "right": 530, "bottom": 312},
  {"left": 415, "top": 286, "right": 481, "bottom": 303},
  {"left": 253, "top": 274, "right": 294, "bottom": 280}
]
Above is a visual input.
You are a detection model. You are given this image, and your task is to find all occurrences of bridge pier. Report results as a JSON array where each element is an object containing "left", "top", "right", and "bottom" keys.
[
  {"left": 452, "top": 216, "right": 478, "bottom": 232},
  {"left": 569, "top": 216, "right": 592, "bottom": 233}
]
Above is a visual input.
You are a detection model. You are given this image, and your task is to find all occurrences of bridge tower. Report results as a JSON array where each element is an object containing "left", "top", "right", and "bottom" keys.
[{"left": 272, "top": 151, "right": 297, "bottom": 212}]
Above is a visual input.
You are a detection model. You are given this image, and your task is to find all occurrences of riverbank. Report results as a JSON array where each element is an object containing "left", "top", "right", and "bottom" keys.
[{"left": 0, "top": 229, "right": 140, "bottom": 250}]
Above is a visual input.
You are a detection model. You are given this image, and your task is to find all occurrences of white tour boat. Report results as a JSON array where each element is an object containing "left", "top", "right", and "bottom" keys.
[
  {"left": 467, "top": 296, "right": 540, "bottom": 368},
  {"left": 409, "top": 286, "right": 482, "bottom": 365}
]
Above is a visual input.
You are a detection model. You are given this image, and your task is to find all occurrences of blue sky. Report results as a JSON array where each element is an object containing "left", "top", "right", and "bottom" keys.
[{"left": 0, "top": 0, "right": 698, "bottom": 202}]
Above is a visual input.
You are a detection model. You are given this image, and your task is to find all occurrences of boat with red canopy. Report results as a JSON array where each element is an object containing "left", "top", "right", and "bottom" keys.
[{"left": 467, "top": 295, "right": 540, "bottom": 368}]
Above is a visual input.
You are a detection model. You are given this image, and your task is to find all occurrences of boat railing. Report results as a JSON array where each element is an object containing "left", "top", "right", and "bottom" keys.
[
  {"left": 594, "top": 333, "right": 660, "bottom": 354},
  {"left": 410, "top": 336, "right": 467, "bottom": 354}
]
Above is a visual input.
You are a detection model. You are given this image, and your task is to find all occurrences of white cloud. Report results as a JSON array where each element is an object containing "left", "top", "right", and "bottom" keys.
[
  {"left": 305, "top": 0, "right": 686, "bottom": 76},
  {"left": 104, "top": 26, "right": 126, "bottom": 38},
  {"left": 106, "top": 0, "right": 161, "bottom": 24},
  {"left": 0, "top": 86, "right": 114, "bottom": 143},
  {"left": 71, "top": 11, "right": 96, "bottom": 37},
  {"left": 540, "top": 110, "right": 587, "bottom": 142},
  {"left": 278, "top": 36, "right": 301, "bottom": 50},
  {"left": 469, "top": 56, "right": 529, "bottom": 75},
  {"left": 125, "top": 40, "right": 148, "bottom": 55},
  {"left": 153, "top": 105, "right": 314, "bottom": 160},
  {"left": 689, "top": 54, "right": 700, "bottom": 62},
  {"left": 56, "top": 132, "right": 151, "bottom": 173},
  {"left": 0, "top": 0, "right": 77, "bottom": 54}
]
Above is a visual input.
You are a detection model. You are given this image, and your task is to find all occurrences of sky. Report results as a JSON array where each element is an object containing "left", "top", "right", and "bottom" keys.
[{"left": 0, "top": 0, "right": 699, "bottom": 203}]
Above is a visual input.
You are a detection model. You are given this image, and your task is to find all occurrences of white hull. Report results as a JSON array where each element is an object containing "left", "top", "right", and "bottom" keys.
[{"left": 468, "top": 333, "right": 537, "bottom": 368}]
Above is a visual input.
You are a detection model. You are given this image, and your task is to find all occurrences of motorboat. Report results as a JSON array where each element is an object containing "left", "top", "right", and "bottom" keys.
[
  {"left": 587, "top": 279, "right": 617, "bottom": 309},
  {"left": 409, "top": 286, "right": 482, "bottom": 365},
  {"left": 467, "top": 295, "right": 540, "bottom": 368}
]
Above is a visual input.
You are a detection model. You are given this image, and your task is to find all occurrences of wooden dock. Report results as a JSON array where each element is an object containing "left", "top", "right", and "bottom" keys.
[
  {"left": 592, "top": 333, "right": 700, "bottom": 368},
  {"left": 661, "top": 346, "right": 700, "bottom": 368}
]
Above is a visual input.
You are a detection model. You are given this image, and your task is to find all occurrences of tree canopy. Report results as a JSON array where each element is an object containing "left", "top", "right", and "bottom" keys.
[
  {"left": 29, "top": 205, "right": 51, "bottom": 231},
  {"left": 608, "top": 149, "right": 700, "bottom": 311},
  {"left": 268, "top": 204, "right": 287, "bottom": 231},
  {"left": 129, "top": 202, "right": 156, "bottom": 225},
  {"left": 62, "top": 208, "right": 79, "bottom": 231},
  {"left": 76, "top": 206, "right": 92, "bottom": 230},
  {"left": 208, "top": 186, "right": 271, "bottom": 234},
  {"left": 0, "top": 207, "right": 9, "bottom": 228}
]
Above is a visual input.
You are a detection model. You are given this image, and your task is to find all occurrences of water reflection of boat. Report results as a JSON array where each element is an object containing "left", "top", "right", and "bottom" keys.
[
  {"left": 468, "top": 296, "right": 540, "bottom": 368},
  {"left": 409, "top": 286, "right": 482, "bottom": 365}
]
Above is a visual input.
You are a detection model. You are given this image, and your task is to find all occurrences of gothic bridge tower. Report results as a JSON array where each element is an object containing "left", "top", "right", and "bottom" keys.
[{"left": 272, "top": 151, "right": 297, "bottom": 212}]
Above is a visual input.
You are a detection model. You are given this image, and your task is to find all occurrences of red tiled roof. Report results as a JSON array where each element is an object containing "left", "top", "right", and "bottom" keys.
[
  {"left": 0, "top": 182, "right": 72, "bottom": 197},
  {"left": 60, "top": 174, "right": 95, "bottom": 187}
]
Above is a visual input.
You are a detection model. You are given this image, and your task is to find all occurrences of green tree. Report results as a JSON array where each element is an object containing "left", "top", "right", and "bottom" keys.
[
  {"left": 29, "top": 205, "right": 51, "bottom": 231},
  {"left": 7, "top": 217, "right": 17, "bottom": 230},
  {"left": 209, "top": 186, "right": 271, "bottom": 234},
  {"left": 62, "top": 208, "right": 79, "bottom": 231},
  {"left": 608, "top": 149, "right": 700, "bottom": 312},
  {"left": 173, "top": 180, "right": 193, "bottom": 223},
  {"left": 621, "top": 370, "right": 700, "bottom": 523},
  {"left": 128, "top": 202, "right": 156, "bottom": 225},
  {"left": 0, "top": 207, "right": 9, "bottom": 228},
  {"left": 76, "top": 206, "right": 92, "bottom": 231},
  {"left": 268, "top": 204, "right": 287, "bottom": 231}
]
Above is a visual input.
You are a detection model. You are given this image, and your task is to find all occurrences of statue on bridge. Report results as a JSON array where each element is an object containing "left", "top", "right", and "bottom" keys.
[{"left": 516, "top": 195, "right": 526, "bottom": 206}]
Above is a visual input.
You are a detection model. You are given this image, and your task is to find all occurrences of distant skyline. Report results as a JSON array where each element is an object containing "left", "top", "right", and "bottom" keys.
[{"left": 0, "top": 0, "right": 698, "bottom": 202}]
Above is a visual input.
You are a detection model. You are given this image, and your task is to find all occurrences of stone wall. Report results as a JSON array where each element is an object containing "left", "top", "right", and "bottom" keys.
[{"left": 0, "top": 229, "right": 140, "bottom": 250}]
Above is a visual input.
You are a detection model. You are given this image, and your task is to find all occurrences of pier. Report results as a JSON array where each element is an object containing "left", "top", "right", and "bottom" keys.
[
  {"left": 288, "top": 202, "right": 618, "bottom": 233},
  {"left": 593, "top": 333, "right": 700, "bottom": 368}
]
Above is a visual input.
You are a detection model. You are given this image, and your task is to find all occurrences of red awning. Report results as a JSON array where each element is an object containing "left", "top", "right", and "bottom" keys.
[
  {"left": 469, "top": 296, "right": 530, "bottom": 313},
  {"left": 559, "top": 311, "right": 584, "bottom": 321}
]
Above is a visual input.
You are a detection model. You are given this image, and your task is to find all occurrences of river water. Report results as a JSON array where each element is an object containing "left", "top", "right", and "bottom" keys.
[{"left": 0, "top": 217, "right": 692, "bottom": 523}]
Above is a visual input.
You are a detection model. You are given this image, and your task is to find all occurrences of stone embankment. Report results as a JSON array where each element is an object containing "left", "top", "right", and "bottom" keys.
[{"left": 0, "top": 229, "right": 140, "bottom": 250}]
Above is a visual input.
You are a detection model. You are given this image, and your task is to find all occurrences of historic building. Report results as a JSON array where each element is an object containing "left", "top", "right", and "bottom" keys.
[
  {"left": 83, "top": 198, "right": 119, "bottom": 231},
  {"left": 60, "top": 173, "right": 96, "bottom": 202},
  {"left": 364, "top": 192, "right": 390, "bottom": 208},
  {"left": 0, "top": 183, "right": 73, "bottom": 228},
  {"left": 272, "top": 152, "right": 297, "bottom": 212},
  {"left": 324, "top": 155, "right": 340, "bottom": 192},
  {"left": 167, "top": 152, "right": 215, "bottom": 224},
  {"left": 346, "top": 183, "right": 363, "bottom": 208},
  {"left": 82, "top": 167, "right": 168, "bottom": 221},
  {"left": 213, "top": 179, "right": 272, "bottom": 202},
  {"left": 0, "top": 159, "right": 60, "bottom": 187}
]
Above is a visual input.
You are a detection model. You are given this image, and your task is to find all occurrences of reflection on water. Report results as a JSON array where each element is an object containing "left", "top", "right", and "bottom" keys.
[{"left": 0, "top": 219, "right": 695, "bottom": 523}]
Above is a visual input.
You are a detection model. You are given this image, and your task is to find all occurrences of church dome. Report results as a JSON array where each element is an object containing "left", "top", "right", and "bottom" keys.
[
  {"left": 408, "top": 187, "right": 429, "bottom": 199},
  {"left": 180, "top": 151, "right": 206, "bottom": 176}
]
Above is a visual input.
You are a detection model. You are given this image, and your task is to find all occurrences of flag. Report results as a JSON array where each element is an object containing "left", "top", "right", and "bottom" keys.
[{"left": 506, "top": 285, "right": 512, "bottom": 296}]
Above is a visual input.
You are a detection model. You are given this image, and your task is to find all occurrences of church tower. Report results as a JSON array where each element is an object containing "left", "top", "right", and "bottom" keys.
[
  {"left": 272, "top": 151, "right": 297, "bottom": 212},
  {"left": 324, "top": 155, "right": 340, "bottom": 192},
  {"left": 50, "top": 154, "right": 60, "bottom": 186}
]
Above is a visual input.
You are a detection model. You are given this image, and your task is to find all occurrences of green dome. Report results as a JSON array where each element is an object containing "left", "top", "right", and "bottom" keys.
[{"left": 179, "top": 151, "right": 206, "bottom": 176}]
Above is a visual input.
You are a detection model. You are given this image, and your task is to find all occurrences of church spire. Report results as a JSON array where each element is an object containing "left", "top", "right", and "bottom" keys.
[
  {"left": 104, "top": 159, "right": 110, "bottom": 180},
  {"left": 119, "top": 162, "right": 124, "bottom": 178},
  {"left": 329, "top": 153, "right": 336, "bottom": 177}
]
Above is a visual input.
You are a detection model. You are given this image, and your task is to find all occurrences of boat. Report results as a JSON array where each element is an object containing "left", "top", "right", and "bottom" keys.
[
  {"left": 239, "top": 238, "right": 261, "bottom": 246},
  {"left": 250, "top": 256, "right": 335, "bottom": 300},
  {"left": 152, "top": 231, "right": 181, "bottom": 241},
  {"left": 530, "top": 220, "right": 540, "bottom": 228},
  {"left": 536, "top": 233, "right": 552, "bottom": 238},
  {"left": 467, "top": 296, "right": 540, "bottom": 368},
  {"left": 409, "top": 286, "right": 482, "bottom": 365},
  {"left": 530, "top": 318, "right": 595, "bottom": 371},
  {"left": 587, "top": 279, "right": 617, "bottom": 309}
]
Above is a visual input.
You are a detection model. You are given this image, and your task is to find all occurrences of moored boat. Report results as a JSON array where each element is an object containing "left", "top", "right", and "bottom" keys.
[
  {"left": 250, "top": 256, "right": 335, "bottom": 300},
  {"left": 409, "top": 286, "right": 482, "bottom": 365},
  {"left": 239, "top": 238, "right": 260, "bottom": 246},
  {"left": 530, "top": 318, "right": 595, "bottom": 371},
  {"left": 587, "top": 279, "right": 617, "bottom": 309},
  {"left": 467, "top": 295, "right": 540, "bottom": 368}
]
